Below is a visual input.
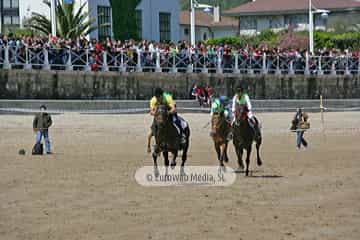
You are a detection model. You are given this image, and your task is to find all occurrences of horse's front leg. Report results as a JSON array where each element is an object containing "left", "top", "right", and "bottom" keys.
[
  {"left": 219, "top": 143, "right": 226, "bottom": 172},
  {"left": 171, "top": 150, "right": 178, "bottom": 169},
  {"left": 152, "top": 150, "right": 159, "bottom": 177},
  {"left": 245, "top": 145, "right": 252, "bottom": 176},
  {"left": 224, "top": 142, "right": 229, "bottom": 163},
  {"left": 163, "top": 151, "right": 169, "bottom": 176},
  {"left": 147, "top": 131, "right": 153, "bottom": 153},
  {"left": 256, "top": 140, "right": 262, "bottom": 166},
  {"left": 214, "top": 142, "right": 221, "bottom": 162},
  {"left": 235, "top": 143, "right": 244, "bottom": 171}
]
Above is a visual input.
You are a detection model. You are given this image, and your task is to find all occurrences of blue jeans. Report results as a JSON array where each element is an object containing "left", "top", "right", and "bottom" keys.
[
  {"left": 36, "top": 130, "right": 51, "bottom": 153},
  {"left": 296, "top": 130, "right": 308, "bottom": 149}
]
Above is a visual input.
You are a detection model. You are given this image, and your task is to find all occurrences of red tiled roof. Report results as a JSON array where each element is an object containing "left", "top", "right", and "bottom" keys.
[
  {"left": 179, "top": 10, "right": 238, "bottom": 28},
  {"left": 224, "top": 0, "right": 360, "bottom": 15}
]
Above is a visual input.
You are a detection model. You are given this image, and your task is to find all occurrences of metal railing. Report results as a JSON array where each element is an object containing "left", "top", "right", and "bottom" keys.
[{"left": 0, "top": 46, "right": 359, "bottom": 75}]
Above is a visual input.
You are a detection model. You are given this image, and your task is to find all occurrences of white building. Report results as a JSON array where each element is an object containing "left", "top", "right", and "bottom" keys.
[
  {"left": 136, "top": 0, "right": 180, "bottom": 42},
  {"left": 224, "top": 0, "right": 360, "bottom": 35},
  {"left": 179, "top": 9, "right": 238, "bottom": 42},
  {"left": 0, "top": 0, "right": 20, "bottom": 33},
  {"left": 19, "top": 0, "right": 113, "bottom": 40}
]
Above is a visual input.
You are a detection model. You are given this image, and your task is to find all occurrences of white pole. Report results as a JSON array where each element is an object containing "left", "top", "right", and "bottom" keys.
[
  {"left": 309, "top": 0, "right": 314, "bottom": 54},
  {"left": 51, "top": 0, "right": 57, "bottom": 36},
  {"left": 190, "top": 0, "right": 196, "bottom": 46}
]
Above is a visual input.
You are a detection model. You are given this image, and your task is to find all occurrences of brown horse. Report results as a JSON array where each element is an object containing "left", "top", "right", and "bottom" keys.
[
  {"left": 232, "top": 106, "right": 262, "bottom": 176},
  {"left": 151, "top": 105, "right": 190, "bottom": 176},
  {"left": 210, "top": 113, "right": 230, "bottom": 171}
]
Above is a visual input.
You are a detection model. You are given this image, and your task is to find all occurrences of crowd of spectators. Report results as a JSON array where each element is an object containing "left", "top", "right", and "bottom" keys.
[{"left": 0, "top": 34, "right": 359, "bottom": 74}]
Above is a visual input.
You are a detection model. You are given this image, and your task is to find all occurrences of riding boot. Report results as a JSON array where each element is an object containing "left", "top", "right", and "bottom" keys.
[
  {"left": 249, "top": 117, "right": 261, "bottom": 140},
  {"left": 172, "top": 115, "right": 187, "bottom": 146}
]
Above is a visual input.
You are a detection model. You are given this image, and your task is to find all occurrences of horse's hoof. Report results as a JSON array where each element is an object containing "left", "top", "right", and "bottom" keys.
[
  {"left": 171, "top": 163, "right": 176, "bottom": 170},
  {"left": 218, "top": 165, "right": 226, "bottom": 174},
  {"left": 180, "top": 167, "right": 186, "bottom": 176},
  {"left": 224, "top": 157, "right": 229, "bottom": 163},
  {"left": 147, "top": 148, "right": 151, "bottom": 154},
  {"left": 257, "top": 160, "right": 262, "bottom": 166},
  {"left": 237, "top": 165, "right": 244, "bottom": 171},
  {"left": 154, "top": 167, "right": 160, "bottom": 177}
]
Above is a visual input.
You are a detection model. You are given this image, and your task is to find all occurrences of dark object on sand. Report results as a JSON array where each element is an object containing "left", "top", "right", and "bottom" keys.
[
  {"left": 18, "top": 149, "right": 26, "bottom": 155},
  {"left": 32, "top": 143, "right": 43, "bottom": 155}
]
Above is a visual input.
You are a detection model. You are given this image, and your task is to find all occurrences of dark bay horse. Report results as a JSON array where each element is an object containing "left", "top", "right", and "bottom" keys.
[
  {"left": 151, "top": 105, "right": 190, "bottom": 176},
  {"left": 232, "top": 106, "right": 262, "bottom": 176},
  {"left": 210, "top": 113, "right": 230, "bottom": 171}
]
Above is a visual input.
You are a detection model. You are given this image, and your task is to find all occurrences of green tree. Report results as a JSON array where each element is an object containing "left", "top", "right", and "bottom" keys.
[
  {"left": 109, "top": 0, "right": 141, "bottom": 40},
  {"left": 29, "top": 0, "right": 97, "bottom": 38}
]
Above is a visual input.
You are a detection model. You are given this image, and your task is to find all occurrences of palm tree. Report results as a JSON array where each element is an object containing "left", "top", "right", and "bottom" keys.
[{"left": 29, "top": 0, "right": 97, "bottom": 38}]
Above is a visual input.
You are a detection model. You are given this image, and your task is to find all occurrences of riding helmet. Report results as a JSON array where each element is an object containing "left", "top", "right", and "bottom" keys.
[
  {"left": 236, "top": 84, "right": 244, "bottom": 92},
  {"left": 219, "top": 96, "right": 228, "bottom": 104},
  {"left": 154, "top": 88, "right": 163, "bottom": 98}
]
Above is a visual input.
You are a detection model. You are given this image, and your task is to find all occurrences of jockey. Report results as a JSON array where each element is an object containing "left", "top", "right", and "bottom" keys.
[
  {"left": 211, "top": 96, "right": 233, "bottom": 140},
  {"left": 211, "top": 96, "right": 232, "bottom": 122},
  {"left": 150, "top": 87, "right": 187, "bottom": 144},
  {"left": 231, "top": 85, "right": 261, "bottom": 138}
]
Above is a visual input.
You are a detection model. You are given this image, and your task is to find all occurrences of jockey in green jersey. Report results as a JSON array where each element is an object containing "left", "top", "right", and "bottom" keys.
[
  {"left": 211, "top": 96, "right": 232, "bottom": 122},
  {"left": 211, "top": 96, "right": 233, "bottom": 140}
]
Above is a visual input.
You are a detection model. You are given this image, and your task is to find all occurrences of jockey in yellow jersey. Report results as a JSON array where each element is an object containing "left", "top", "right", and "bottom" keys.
[
  {"left": 231, "top": 85, "right": 261, "bottom": 138},
  {"left": 150, "top": 87, "right": 187, "bottom": 144}
]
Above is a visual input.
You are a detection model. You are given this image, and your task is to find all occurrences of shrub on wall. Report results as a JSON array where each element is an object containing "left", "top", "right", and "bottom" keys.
[
  {"left": 206, "top": 30, "right": 360, "bottom": 50},
  {"left": 205, "top": 29, "right": 277, "bottom": 48}
]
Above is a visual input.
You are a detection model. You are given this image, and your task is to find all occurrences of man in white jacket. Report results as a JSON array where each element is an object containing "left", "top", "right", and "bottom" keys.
[{"left": 232, "top": 85, "right": 261, "bottom": 139}]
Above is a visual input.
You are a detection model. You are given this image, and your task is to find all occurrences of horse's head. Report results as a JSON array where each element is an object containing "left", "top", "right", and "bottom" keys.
[
  {"left": 154, "top": 105, "right": 169, "bottom": 126},
  {"left": 211, "top": 113, "right": 226, "bottom": 132},
  {"left": 234, "top": 105, "right": 249, "bottom": 127},
  {"left": 235, "top": 105, "right": 249, "bottom": 121}
]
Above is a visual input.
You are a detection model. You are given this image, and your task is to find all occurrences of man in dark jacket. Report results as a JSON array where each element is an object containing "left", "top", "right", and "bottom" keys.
[{"left": 33, "top": 105, "right": 53, "bottom": 154}]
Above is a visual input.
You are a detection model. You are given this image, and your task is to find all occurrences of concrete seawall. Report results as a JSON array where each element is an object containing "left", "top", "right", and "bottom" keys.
[
  {"left": 1, "top": 99, "right": 359, "bottom": 114},
  {"left": 1, "top": 70, "right": 360, "bottom": 100}
]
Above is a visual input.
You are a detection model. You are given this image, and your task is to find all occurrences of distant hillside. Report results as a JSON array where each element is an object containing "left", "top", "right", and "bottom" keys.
[{"left": 180, "top": 0, "right": 250, "bottom": 11}]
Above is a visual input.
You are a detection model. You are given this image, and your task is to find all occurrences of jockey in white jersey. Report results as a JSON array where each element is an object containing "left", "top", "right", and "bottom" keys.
[{"left": 231, "top": 85, "right": 261, "bottom": 138}]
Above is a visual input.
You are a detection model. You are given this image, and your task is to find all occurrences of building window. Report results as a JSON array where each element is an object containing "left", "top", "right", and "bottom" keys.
[
  {"left": 270, "top": 16, "right": 282, "bottom": 29},
  {"left": 159, "top": 12, "right": 171, "bottom": 42},
  {"left": 285, "top": 14, "right": 307, "bottom": 28},
  {"left": 240, "top": 17, "right": 256, "bottom": 30},
  {"left": 4, "top": 16, "right": 12, "bottom": 24},
  {"left": 3, "top": 0, "right": 11, "bottom": 8},
  {"left": 3, "top": 16, "right": 19, "bottom": 25},
  {"left": 203, "top": 32, "right": 207, "bottom": 41},
  {"left": 184, "top": 28, "right": 189, "bottom": 35},
  {"left": 135, "top": 10, "right": 142, "bottom": 40},
  {"left": 12, "top": 0, "right": 18, "bottom": 8},
  {"left": 3, "top": 0, "right": 18, "bottom": 8},
  {"left": 98, "top": 6, "right": 111, "bottom": 41},
  {"left": 12, "top": 16, "right": 19, "bottom": 24}
]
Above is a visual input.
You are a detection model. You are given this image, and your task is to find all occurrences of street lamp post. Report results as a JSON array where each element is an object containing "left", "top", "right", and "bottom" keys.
[
  {"left": 190, "top": 0, "right": 213, "bottom": 46},
  {"left": 309, "top": 0, "right": 314, "bottom": 54},
  {"left": 50, "top": 0, "right": 57, "bottom": 36},
  {"left": 309, "top": 0, "right": 329, "bottom": 54},
  {"left": 190, "top": 0, "right": 196, "bottom": 46}
]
